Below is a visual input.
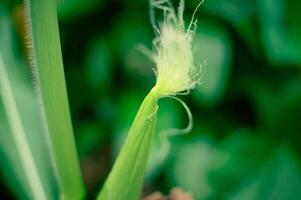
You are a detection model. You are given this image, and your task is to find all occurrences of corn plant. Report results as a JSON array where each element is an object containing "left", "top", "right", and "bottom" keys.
[{"left": 0, "top": 0, "right": 202, "bottom": 199}]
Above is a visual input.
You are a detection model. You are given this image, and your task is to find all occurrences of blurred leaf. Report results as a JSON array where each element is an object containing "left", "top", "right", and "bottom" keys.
[
  {"left": 167, "top": 136, "right": 225, "bottom": 199},
  {"left": 231, "top": 146, "right": 301, "bottom": 200},
  {"left": 258, "top": 0, "right": 301, "bottom": 66},
  {"left": 192, "top": 20, "right": 233, "bottom": 106},
  {"left": 0, "top": 103, "right": 29, "bottom": 200},
  {"left": 167, "top": 131, "right": 279, "bottom": 199},
  {"left": 210, "top": 131, "right": 276, "bottom": 199},
  {"left": 193, "top": 0, "right": 258, "bottom": 53}
]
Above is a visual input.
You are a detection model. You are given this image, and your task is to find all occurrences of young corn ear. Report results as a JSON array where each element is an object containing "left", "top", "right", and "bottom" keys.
[
  {"left": 97, "top": 0, "right": 202, "bottom": 199},
  {"left": 98, "top": 89, "right": 158, "bottom": 200}
]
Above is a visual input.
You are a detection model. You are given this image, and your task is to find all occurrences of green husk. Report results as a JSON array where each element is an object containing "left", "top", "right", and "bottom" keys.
[
  {"left": 97, "top": 89, "right": 158, "bottom": 200},
  {"left": 97, "top": 1, "right": 201, "bottom": 199},
  {"left": 24, "top": 0, "right": 85, "bottom": 199}
]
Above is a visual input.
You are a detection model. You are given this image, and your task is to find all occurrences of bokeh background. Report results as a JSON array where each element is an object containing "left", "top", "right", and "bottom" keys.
[{"left": 1, "top": 0, "right": 301, "bottom": 199}]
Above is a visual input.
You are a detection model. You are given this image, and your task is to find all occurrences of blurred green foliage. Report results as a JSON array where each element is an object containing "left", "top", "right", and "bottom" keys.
[{"left": 1, "top": 0, "right": 301, "bottom": 199}]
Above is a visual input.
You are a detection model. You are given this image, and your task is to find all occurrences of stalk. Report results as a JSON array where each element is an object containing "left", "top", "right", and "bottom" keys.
[
  {"left": 24, "top": 0, "right": 85, "bottom": 199},
  {"left": 97, "top": 89, "right": 158, "bottom": 200}
]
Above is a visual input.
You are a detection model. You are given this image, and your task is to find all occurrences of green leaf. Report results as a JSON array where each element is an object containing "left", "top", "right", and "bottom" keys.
[
  {"left": 25, "top": 0, "right": 85, "bottom": 198},
  {"left": 192, "top": 21, "right": 233, "bottom": 106}
]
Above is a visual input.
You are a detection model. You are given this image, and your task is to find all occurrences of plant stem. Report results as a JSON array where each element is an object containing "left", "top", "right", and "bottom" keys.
[{"left": 24, "top": 0, "right": 85, "bottom": 199}]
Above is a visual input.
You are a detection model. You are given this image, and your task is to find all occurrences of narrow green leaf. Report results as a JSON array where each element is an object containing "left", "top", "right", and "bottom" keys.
[
  {"left": 97, "top": 89, "right": 158, "bottom": 200},
  {"left": 0, "top": 50, "right": 48, "bottom": 200},
  {"left": 24, "top": 0, "right": 85, "bottom": 199}
]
